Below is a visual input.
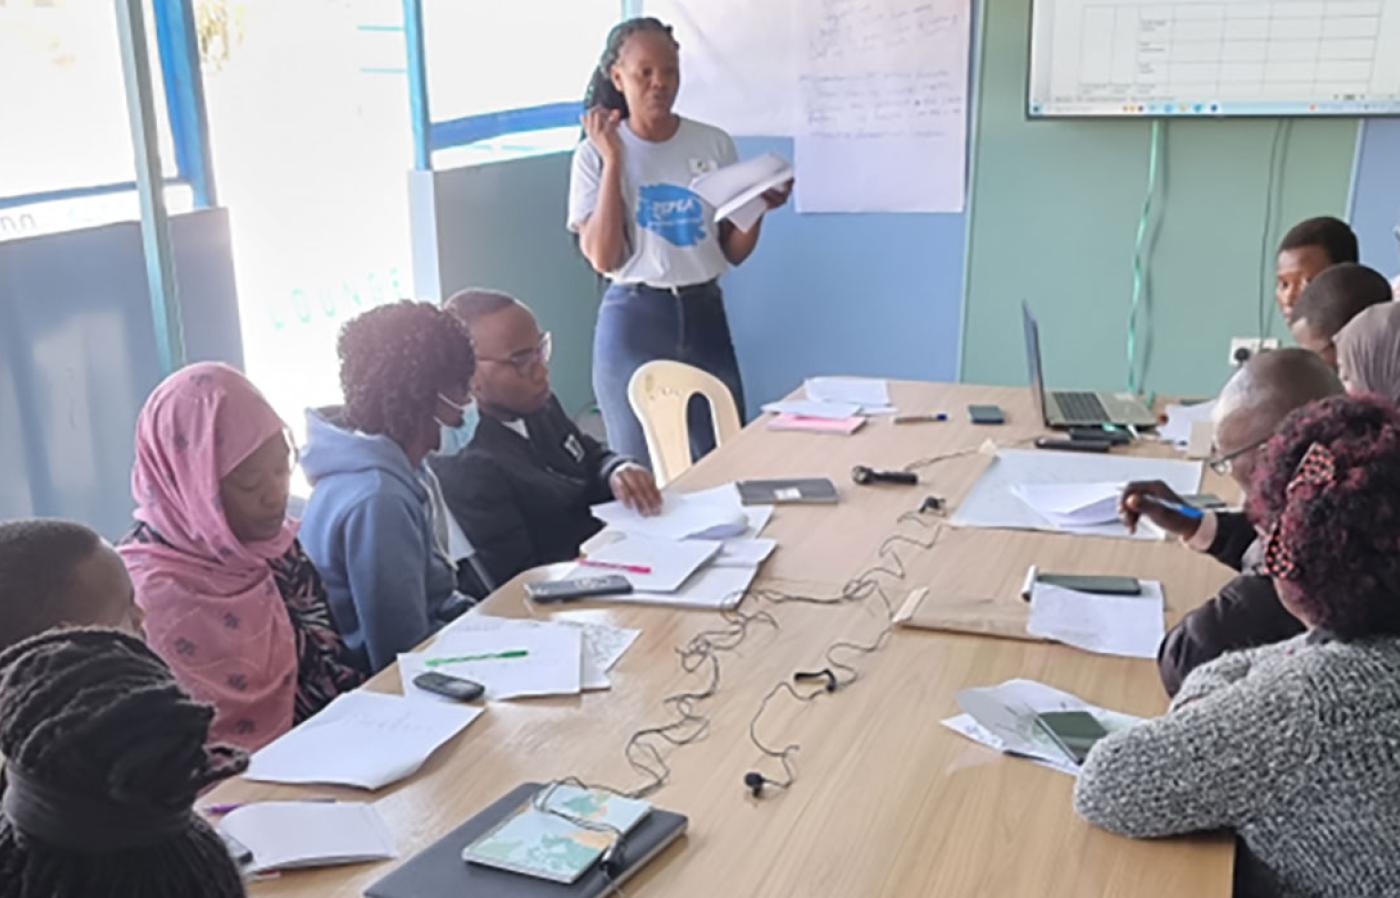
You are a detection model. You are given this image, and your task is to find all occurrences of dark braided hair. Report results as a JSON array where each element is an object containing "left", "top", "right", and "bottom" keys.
[
  {"left": 1247, "top": 394, "right": 1400, "bottom": 639},
  {"left": 582, "top": 17, "right": 678, "bottom": 118},
  {"left": 337, "top": 300, "right": 476, "bottom": 449},
  {"left": 0, "top": 628, "right": 248, "bottom": 898}
]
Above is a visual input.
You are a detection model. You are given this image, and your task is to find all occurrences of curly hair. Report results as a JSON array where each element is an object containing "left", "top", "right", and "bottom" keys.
[
  {"left": 0, "top": 628, "right": 247, "bottom": 897},
  {"left": 1246, "top": 394, "right": 1400, "bottom": 639},
  {"left": 337, "top": 300, "right": 475, "bottom": 448}
]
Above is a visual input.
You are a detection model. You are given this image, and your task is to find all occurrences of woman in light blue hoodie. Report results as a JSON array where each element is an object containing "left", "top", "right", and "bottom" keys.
[{"left": 299, "top": 301, "right": 478, "bottom": 673}]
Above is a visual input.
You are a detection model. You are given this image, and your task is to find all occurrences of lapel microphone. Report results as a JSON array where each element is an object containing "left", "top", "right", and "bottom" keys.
[{"left": 852, "top": 465, "right": 918, "bottom": 486}]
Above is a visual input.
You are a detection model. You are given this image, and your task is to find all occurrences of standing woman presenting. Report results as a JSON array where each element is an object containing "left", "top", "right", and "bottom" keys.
[{"left": 568, "top": 17, "right": 791, "bottom": 467}]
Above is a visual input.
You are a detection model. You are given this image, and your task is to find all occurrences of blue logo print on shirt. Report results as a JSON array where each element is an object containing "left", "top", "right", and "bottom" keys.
[{"left": 636, "top": 184, "right": 705, "bottom": 247}]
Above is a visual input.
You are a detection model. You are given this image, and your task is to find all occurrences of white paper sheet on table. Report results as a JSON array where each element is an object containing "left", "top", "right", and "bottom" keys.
[
  {"left": 438, "top": 613, "right": 640, "bottom": 692},
  {"left": 690, "top": 152, "right": 794, "bottom": 232},
  {"left": 943, "top": 679, "right": 1143, "bottom": 775},
  {"left": 713, "top": 537, "right": 777, "bottom": 567},
  {"left": 1010, "top": 481, "right": 1123, "bottom": 529},
  {"left": 761, "top": 399, "right": 862, "bottom": 420},
  {"left": 592, "top": 489, "right": 750, "bottom": 541},
  {"left": 1158, "top": 400, "right": 1217, "bottom": 448},
  {"left": 1027, "top": 582, "right": 1165, "bottom": 659},
  {"left": 220, "top": 801, "right": 396, "bottom": 874},
  {"left": 245, "top": 691, "right": 480, "bottom": 790},
  {"left": 607, "top": 562, "right": 759, "bottom": 610},
  {"left": 804, "top": 376, "right": 891, "bottom": 409},
  {"left": 401, "top": 625, "right": 582, "bottom": 701},
  {"left": 951, "top": 450, "right": 1202, "bottom": 541},
  {"left": 574, "top": 534, "right": 719, "bottom": 592}
]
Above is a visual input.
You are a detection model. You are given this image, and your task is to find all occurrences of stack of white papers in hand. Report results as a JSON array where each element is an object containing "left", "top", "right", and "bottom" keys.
[
  {"left": 433, "top": 613, "right": 641, "bottom": 692},
  {"left": 399, "top": 624, "right": 582, "bottom": 702},
  {"left": 1026, "top": 581, "right": 1165, "bottom": 659},
  {"left": 804, "top": 376, "right": 893, "bottom": 414},
  {"left": 1010, "top": 481, "right": 1123, "bottom": 530},
  {"left": 573, "top": 533, "right": 719, "bottom": 591},
  {"left": 689, "top": 152, "right": 793, "bottom": 232},
  {"left": 942, "top": 679, "right": 1143, "bottom": 775},
  {"left": 220, "top": 801, "right": 396, "bottom": 874},
  {"left": 246, "top": 691, "right": 480, "bottom": 789}
]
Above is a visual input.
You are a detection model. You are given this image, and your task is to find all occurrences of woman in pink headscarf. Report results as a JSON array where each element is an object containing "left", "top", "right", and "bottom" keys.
[{"left": 118, "top": 363, "right": 363, "bottom": 751}]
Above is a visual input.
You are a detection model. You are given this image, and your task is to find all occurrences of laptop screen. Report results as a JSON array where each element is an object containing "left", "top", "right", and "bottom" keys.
[{"left": 1021, "top": 302, "right": 1049, "bottom": 425}]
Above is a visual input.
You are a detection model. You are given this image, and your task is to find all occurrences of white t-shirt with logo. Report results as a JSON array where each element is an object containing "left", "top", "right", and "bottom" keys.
[{"left": 567, "top": 117, "right": 738, "bottom": 288}]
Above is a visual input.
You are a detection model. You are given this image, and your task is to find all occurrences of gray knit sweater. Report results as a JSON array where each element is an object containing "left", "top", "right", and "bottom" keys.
[{"left": 1074, "top": 632, "right": 1400, "bottom": 898}]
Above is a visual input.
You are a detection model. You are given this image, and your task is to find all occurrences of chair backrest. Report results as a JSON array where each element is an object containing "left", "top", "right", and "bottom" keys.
[{"left": 627, "top": 360, "right": 741, "bottom": 487}]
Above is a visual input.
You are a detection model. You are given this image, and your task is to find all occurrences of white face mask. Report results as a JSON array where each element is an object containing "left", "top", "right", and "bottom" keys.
[{"left": 434, "top": 394, "right": 479, "bottom": 457}]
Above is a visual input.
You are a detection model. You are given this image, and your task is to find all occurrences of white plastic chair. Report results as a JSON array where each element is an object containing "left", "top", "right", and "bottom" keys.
[{"left": 627, "top": 360, "right": 742, "bottom": 487}]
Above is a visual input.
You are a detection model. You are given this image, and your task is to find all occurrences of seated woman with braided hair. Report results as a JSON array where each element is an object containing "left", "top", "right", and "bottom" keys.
[
  {"left": 0, "top": 628, "right": 248, "bottom": 898},
  {"left": 1075, "top": 394, "right": 1400, "bottom": 898}
]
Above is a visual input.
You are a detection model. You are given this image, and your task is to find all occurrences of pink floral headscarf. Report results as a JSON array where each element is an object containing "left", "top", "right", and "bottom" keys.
[{"left": 118, "top": 362, "right": 298, "bottom": 751}]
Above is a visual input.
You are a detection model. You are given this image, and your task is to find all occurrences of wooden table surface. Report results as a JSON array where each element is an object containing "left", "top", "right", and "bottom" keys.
[{"left": 212, "top": 381, "right": 1235, "bottom": 897}]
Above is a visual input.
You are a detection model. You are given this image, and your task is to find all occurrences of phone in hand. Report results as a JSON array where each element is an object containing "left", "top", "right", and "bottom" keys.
[
  {"left": 413, "top": 671, "right": 486, "bottom": 702},
  {"left": 1034, "top": 710, "right": 1109, "bottom": 765},
  {"left": 968, "top": 404, "right": 1006, "bottom": 425}
]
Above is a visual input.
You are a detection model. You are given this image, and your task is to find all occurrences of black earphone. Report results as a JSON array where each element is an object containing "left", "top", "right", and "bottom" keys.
[
  {"left": 852, "top": 465, "right": 919, "bottom": 486},
  {"left": 793, "top": 668, "right": 839, "bottom": 692}
]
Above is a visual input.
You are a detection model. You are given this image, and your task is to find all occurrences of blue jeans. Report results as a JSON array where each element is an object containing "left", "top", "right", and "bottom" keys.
[{"left": 592, "top": 280, "right": 746, "bottom": 469}]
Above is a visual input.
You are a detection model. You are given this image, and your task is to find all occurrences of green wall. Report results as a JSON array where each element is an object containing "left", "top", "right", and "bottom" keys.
[{"left": 961, "top": 0, "right": 1359, "bottom": 398}]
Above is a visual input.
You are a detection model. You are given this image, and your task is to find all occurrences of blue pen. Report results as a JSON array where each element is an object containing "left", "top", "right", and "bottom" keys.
[{"left": 1139, "top": 494, "right": 1204, "bottom": 520}]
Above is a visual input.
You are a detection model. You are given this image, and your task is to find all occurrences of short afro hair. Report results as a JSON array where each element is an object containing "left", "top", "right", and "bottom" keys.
[
  {"left": 0, "top": 518, "right": 102, "bottom": 651},
  {"left": 337, "top": 300, "right": 475, "bottom": 448},
  {"left": 1277, "top": 216, "right": 1359, "bottom": 266},
  {"left": 1247, "top": 394, "right": 1400, "bottom": 639},
  {"left": 1287, "top": 263, "right": 1392, "bottom": 335}
]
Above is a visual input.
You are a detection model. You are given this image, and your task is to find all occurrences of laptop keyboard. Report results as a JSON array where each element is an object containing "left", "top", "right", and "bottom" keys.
[{"left": 1056, "top": 391, "right": 1110, "bottom": 423}]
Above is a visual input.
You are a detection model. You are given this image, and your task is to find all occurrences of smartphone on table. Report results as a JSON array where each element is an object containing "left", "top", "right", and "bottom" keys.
[
  {"left": 1034, "top": 710, "right": 1109, "bottom": 765},
  {"left": 413, "top": 671, "right": 486, "bottom": 702},
  {"left": 968, "top": 404, "right": 1006, "bottom": 425}
]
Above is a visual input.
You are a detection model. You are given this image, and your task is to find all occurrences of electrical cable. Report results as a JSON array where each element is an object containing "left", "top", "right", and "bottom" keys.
[
  {"left": 1257, "top": 120, "right": 1290, "bottom": 338},
  {"left": 1128, "top": 118, "right": 1165, "bottom": 396}
]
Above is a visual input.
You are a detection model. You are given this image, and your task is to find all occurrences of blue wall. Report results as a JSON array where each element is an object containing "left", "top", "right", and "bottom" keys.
[
  {"left": 1350, "top": 119, "right": 1400, "bottom": 278},
  {"left": 722, "top": 137, "right": 967, "bottom": 418},
  {"left": 0, "top": 210, "right": 243, "bottom": 538}
]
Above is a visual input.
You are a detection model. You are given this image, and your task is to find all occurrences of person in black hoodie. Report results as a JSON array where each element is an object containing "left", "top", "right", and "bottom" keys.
[
  {"left": 430, "top": 289, "right": 663, "bottom": 589},
  {"left": 1118, "top": 348, "right": 1342, "bottom": 696}
]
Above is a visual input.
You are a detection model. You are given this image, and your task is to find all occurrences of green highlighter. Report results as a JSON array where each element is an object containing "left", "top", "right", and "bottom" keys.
[{"left": 424, "top": 649, "right": 529, "bottom": 668}]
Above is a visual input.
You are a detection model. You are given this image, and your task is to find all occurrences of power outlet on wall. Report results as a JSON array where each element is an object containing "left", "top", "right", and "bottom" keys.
[{"left": 1228, "top": 337, "right": 1281, "bottom": 367}]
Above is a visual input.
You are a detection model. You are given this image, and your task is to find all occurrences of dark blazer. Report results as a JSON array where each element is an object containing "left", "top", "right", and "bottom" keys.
[
  {"left": 1157, "top": 511, "right": 1305, "bottom": 696},
  {"left": 430, "top": 395, "right": 631, "bottom": 589}
]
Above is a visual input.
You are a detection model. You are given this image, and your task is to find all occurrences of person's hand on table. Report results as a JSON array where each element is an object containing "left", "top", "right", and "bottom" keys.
[
  {"left": 610, "top": 464, "right": 663, "bottom": 516},
  {"left": 581, "top": 106, "right": 624, "bottom": 163},
  {"left": 1119, "top": 480, "right": 1201, "bottom": 538},
  {"left": 762, "top": 178, "right": 794, "bottom": 209}
]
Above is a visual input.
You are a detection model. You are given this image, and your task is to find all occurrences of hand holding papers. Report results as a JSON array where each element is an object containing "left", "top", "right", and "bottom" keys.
[
  {"left": 246, "top": 691, "right": 480, "bottom": 789},
  {"left": 689, "top": 152, "right": 794, "bottom": 232}
]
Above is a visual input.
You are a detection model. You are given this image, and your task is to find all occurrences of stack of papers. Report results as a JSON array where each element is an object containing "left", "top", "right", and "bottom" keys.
[
  {"left": 246, "top": 691, "right": 481, "bottom": 789},
  {"left": 1026, "top": 581, "right": 1166, "bottom": 659},
  {"left": 943, "top": 679, "right": 1143, "bottom": 775},
  {"left": 767, "top": 413, "right": 865, "bottom": 434},
  {"left": 761, "top": 399, "right": 861, "bottom": 420},
  {"left": 399, "top": 624, "right": 582, "bottom": 702},
  {"left": 463, "top": 784, "right": 652, "bottom": 882},
  {"left": 689, "top": 152, "right": 793, "bottom": 233},
  {"left": 581, "top": 483, "right": 776, "bottom": 610},
  {"left": 414, "top": 613, "right": 641, "bottom": 694},
  {"left": 804, "top": 376, "right": 895, "bottom": 415},
  {"left": 1158, "top": 399, "right": 1216, "bottom": 448},
  {"left": 1010, "top": 481, "right": 1123, "bottom": 530},
  {"left": 220, "top": 801, "right": 396, "bottom": 874}
]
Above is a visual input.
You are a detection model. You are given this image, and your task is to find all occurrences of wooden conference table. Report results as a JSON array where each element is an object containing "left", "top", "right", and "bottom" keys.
[{"left": 213, "top": 381, "right": 1235, "bottom": 897}]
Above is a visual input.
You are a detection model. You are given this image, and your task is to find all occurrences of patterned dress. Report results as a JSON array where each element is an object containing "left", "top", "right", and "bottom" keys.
[{"left": 123, "top": 522, "right": 364, "bottom": 722}]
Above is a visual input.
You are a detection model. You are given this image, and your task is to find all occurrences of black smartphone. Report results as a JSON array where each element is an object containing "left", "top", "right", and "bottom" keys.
[
  {"left": 524, "top": 574, "right": 633, "bottom": 603},
  {"left": 1036, "top": 574, "right": 1142, "bottom": 595},
  {"left": 1034, "top": 437, "right": 1111, "bottom": 453},
  {"left": 968, "top": 404, "right": 1006, "bottom": 425},
  {"left": 413, "top": 671, "right": 486, "bottom": 702},
  {"left": 1034, "top": 710, "right": 1109, "bottom": 765}
]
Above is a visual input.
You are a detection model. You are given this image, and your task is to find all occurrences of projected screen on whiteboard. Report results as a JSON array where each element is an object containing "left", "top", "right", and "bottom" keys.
[{"left": 1028, "top": 0, "right": 1400, "bottom": 117}]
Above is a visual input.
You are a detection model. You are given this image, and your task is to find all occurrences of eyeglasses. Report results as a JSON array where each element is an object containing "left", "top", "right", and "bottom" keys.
[
  {"left": 477, "top": 332, "right": 552, "bottom": 374},
  {"left": 1207, "top": 435, "right": 1271, "bottom": 476}
]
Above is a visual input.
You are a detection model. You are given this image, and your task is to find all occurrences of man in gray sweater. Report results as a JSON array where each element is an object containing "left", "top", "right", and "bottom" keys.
[{"left": 1077, "top": 394, "right": 1400, "bottom": 897}]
